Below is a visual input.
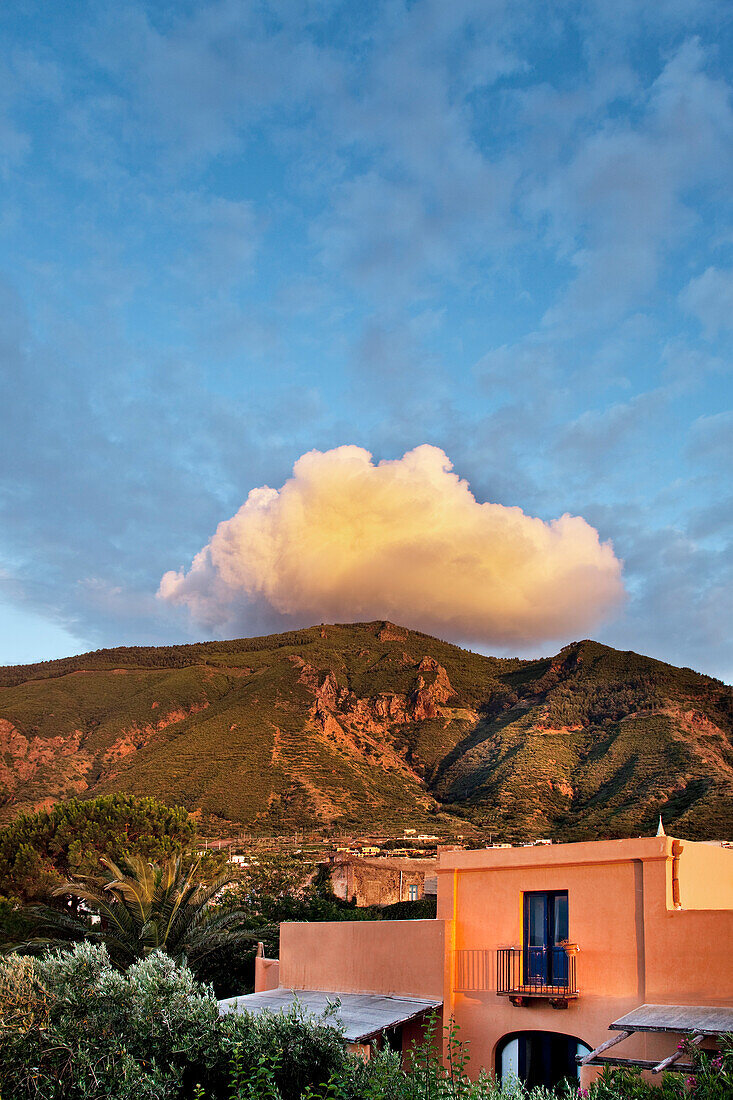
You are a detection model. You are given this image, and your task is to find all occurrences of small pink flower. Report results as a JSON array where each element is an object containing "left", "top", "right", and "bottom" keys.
[{"left": 685, "top": 1075, "right": 697, "bottom": 1090}]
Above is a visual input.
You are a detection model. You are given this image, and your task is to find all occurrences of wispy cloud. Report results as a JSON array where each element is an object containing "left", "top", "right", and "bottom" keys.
[{"left": 680, "top": 266, "right": 733, "bottom": 339}]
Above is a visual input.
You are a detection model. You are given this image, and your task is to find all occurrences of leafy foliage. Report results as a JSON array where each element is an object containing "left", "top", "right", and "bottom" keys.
[
  {"left": 25, "top": 853, "right": 255, "bottom": 969},
  {"left": 381, "top": 896, "right": 437, "bottom": 920},
  {"left": 0, "top": 795, "right": 196, "bottom": 903},
  {"left": 222, "top": 1001, "right": 350, "bottom": 1100},
  {"left": 0, "top": 942, "right": 221, "bottom": 1099},
  {"left": 1, "top": 944, "right": 731, "bottom": 1100}
]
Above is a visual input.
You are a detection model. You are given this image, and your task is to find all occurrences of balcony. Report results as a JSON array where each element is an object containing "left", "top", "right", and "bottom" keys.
[{"left": 496, "top": 945, "right": 579, "bottom": 1008}]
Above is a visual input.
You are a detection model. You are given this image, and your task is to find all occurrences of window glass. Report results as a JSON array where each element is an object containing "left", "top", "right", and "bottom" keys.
[
  {"left": 528, "top": 894, "right": 546, "bottom": 947},
  {"left": 554, "top": 893, "right": 568, "bottom": 943},
  {"left": 500, "top": 1038, "right": 519, "bottom": 1080}
]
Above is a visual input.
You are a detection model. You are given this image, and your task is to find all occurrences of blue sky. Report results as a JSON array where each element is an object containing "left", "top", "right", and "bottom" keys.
[{"left": 1, "top": 0, "right": 732, "bottom": 679}]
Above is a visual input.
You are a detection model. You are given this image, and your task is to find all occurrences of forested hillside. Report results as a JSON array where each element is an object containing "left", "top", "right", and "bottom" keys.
[{"left": 1, "top": 622, "right": 731, "bottom": 839}]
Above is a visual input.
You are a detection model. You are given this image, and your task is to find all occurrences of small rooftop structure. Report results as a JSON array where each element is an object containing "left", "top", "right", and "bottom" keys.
[{"left": 218, "top": 988, "right": 442, "bottom": 1044}]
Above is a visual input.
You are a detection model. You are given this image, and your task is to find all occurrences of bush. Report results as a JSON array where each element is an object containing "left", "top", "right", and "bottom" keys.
[
  {"left": 221, "top": 1002, "right": 351, "bottom": 1100},
  {"left": 1, "top": 944, "right": 731, "bottom": 1100},
  {"left": 0, "top": 945, "right": 353, "bottom": 1100},
  {"left": 0, "top": 942, "right": 221, "bottom": 1099},
  {"left": 381, "top": 897, "right": 437, "bottom": 921}
]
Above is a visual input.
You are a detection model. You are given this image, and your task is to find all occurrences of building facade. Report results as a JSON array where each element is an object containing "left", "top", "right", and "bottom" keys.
[
  {"left": 328, "top": 856, "right": 437, "bottom": 907},
  {"left": 243, "top": 836, "right": 733, "bottom": 1086}
]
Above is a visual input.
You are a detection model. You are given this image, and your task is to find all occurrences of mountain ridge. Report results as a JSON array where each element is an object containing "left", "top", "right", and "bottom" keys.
[{"left": 1, "top": 622, "right": 731, "bottom": 840}]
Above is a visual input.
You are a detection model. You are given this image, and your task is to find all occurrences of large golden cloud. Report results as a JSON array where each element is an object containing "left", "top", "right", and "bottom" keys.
[{"left": 158, "top": 444, "right": 624, "bottom": 645}]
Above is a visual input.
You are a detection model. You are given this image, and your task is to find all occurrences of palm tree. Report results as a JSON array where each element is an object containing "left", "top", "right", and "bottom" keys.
[{"left": 24, "top": 853, "right": 259, "bottom": 969}]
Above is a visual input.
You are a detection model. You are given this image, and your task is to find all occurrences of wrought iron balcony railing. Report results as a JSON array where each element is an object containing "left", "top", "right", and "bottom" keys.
[{"left": 496, "top": 946, "right": 579, "bottom": 1004}]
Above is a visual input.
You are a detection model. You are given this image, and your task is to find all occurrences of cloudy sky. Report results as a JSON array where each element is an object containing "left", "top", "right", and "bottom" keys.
[{"left": 1, "top": 0, "right": 732, "bottom": 679}]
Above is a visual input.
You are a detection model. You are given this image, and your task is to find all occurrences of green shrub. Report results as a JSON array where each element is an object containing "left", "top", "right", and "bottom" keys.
[
  {"left": 221, "top": 1001, "right": 351, "bottom": 1100},
  {"left": 0, "top": 946, "right": 353, "bottom": 1100},
  {"left": 0, "top": 942, "right": 221, "bottom": 1099},
  {"left": 381, "top": 897, "right": 437, "bottom": 921}
]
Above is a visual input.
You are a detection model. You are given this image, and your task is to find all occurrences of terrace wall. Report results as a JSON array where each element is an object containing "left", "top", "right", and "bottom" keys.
[{"left": 279, "top": 918, "right": 445, "bottom": 999}]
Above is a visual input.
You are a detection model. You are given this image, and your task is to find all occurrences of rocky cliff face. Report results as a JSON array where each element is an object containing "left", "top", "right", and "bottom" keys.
[
  {"left": 0, "top": 623, "right": 730, "bottom": 839},
  {"left": 297, "top": 653, "right": 465, "bottom": 734}
]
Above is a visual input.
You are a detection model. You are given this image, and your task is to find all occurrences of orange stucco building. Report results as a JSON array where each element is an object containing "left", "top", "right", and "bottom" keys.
[{"left": 232, "top": 836, "right": 733, "bottom": 1087}]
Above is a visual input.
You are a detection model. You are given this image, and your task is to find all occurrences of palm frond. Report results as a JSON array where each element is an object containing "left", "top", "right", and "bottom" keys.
[{"left": 24, "top": 850, "right": 255, "bottom": 970}]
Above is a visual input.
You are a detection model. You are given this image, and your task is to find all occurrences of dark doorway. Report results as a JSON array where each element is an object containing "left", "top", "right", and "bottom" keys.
[
  {"left": 497, "top": 1032, "right": 590, "bottom": 1089},
  {"left": 383, "top": 1024, "right": 402, "bottom": 1053},
  {"left": 523, "top": 890, "right": 569, "bottom": 986}
]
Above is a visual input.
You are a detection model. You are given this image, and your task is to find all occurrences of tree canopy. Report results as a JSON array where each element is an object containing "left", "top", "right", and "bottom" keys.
[{"left": 0, "top": 794, "right": 196, "bottom": 904}]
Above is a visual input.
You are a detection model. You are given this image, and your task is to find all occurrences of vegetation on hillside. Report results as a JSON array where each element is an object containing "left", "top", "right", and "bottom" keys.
[{"left": 0, "top": 624, "right": 730, "bottom": 840}]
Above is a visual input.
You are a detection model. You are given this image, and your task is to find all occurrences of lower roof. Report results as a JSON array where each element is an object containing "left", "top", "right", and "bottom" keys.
[{"left": 218, "top": 988, "right": 442, "bottom": 1043}]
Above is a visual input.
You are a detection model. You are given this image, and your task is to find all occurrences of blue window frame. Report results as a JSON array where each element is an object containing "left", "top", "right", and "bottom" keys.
[{"left": 523, "top": 891, "right": 569, "bottom": 987}]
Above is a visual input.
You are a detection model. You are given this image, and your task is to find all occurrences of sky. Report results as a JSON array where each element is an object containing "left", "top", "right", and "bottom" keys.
[{"left": 0, "top": 0, "right": 732, "bottom": 680}]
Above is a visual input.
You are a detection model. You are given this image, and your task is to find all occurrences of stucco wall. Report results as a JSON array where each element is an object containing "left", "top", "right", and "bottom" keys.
[
  {"left": 279, "top": 918, "right": 445, "bottom": 999},
  {"left": 254, "top": 956, "right": 281, "bottom": 992},
  {"left": 674, "top": 841, "right": 733, "bottom": 911}
]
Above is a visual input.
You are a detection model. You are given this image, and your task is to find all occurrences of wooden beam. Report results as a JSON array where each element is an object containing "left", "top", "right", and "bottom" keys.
[
  {"left": 578, "top": 1030, "right": 632, "bottom": 1066},
  {"left": 586, "top": 1056, "right": 695, "bottom": 1072},
  {"left": 652, "top": 1033, "right": 705, "bottom": 1074}
]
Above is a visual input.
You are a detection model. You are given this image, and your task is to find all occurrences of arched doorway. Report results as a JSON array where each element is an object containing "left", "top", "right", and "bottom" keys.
[{"left": 496, "top": 1032, "right": 591, "bottom": 1089}]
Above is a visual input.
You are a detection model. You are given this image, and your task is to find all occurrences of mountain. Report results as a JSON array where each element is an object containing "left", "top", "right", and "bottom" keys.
[{"left": 0, "top": 622, "right": 731, "bottom": 840}]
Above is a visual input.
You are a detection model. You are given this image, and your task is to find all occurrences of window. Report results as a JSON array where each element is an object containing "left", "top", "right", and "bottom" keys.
[
  {"left": 496, "top": 1032, "right": 591, "bottom": 1088},
  {"left": 408, "top": 884, "right": 419, "bottom": 901},
  {"left": 523, "top": 891, "right": 569, "bottom": 986}
]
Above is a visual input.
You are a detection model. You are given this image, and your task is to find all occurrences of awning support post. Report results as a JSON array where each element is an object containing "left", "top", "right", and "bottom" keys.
[
  {"left": 579, "top": 1030, "right": 632, "bottom": 1065},
  {"left": 652, "top": 1033, "right": 705, "bottom": 1074}
]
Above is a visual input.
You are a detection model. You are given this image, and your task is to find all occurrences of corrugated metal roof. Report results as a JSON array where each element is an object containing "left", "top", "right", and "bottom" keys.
[
  {"left": 609, "top": 1003, "right": 733, "bottom": 1035},
  {"left": 218, "top": 988, "right": 442, "bottom": 1043}
]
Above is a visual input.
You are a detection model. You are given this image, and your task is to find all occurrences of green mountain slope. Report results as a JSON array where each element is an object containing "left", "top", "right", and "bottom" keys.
[{"left": 0, "top": 623, "right": 731, "bottom": 839}]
